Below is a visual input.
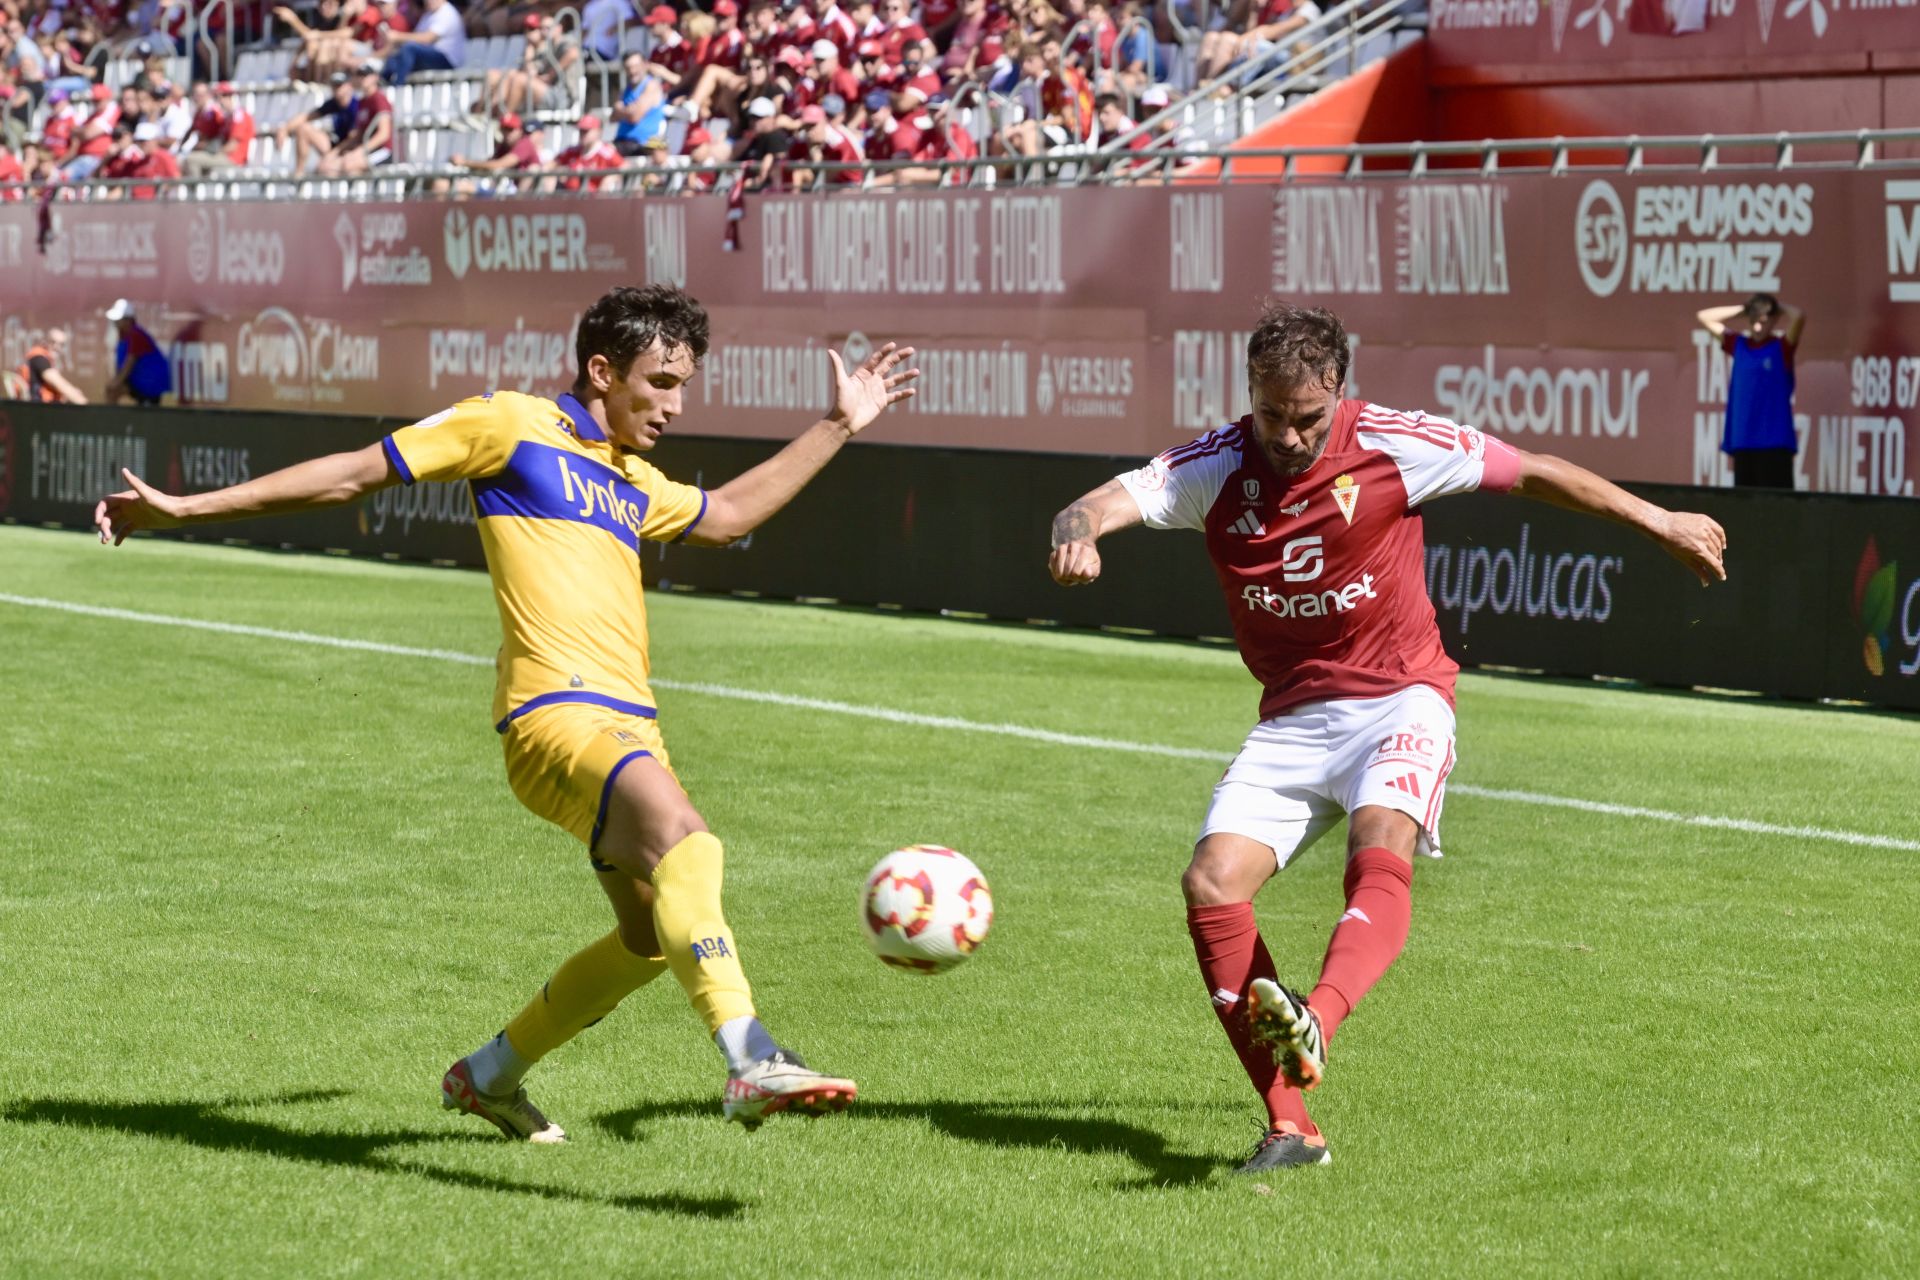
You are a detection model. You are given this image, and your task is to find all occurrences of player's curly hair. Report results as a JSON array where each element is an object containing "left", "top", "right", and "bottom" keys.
[
  {"left": 1246, "top": 304, "right": 1350, "bottom": 392},
  {"left": 574, "top": 285, "right": 711, "bottom": 385}
]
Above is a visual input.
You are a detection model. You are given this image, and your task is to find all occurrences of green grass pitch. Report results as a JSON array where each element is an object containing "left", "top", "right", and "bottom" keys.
[{"left": 2, "top": 523, "right": 1917, "bottom": 1277}]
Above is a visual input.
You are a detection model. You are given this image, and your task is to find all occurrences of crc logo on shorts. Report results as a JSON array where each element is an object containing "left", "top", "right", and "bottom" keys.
[
  {"left": 1575, "top": 180, "right": 1628, "bottom": 297},
  {"left": 1280, "top": 534, "right": 1324, "bottom": 582},
  {"left": 690, "top": 936, "right": 733, "bottom": 961}
]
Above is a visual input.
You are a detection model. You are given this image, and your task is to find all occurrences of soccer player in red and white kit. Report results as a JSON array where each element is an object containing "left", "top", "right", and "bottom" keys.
[{"left": 1048, "top": 306, "right": 1727, "bottom": 1173}]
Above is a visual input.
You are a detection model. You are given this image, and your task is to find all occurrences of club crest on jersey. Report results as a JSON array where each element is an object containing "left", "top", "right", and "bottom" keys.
[{"left": 1332, "top": 474, "right": 1360, "bottom": 525}]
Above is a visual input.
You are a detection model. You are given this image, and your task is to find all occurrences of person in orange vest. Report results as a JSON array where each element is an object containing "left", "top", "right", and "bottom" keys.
[{"left": 16, "top": 328, "right": 89, "bottom": 404}]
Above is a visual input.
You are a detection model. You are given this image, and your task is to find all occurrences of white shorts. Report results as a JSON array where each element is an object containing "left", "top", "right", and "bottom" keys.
[{"left": 1199, "top": 686, "right": 1458, "bottom": 869}]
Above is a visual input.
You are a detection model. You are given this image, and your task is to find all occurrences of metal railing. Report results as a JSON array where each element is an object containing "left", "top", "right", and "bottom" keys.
[
  {"left": 1102, "top": 0, "right": 1422, "bottom": 154},
  {"left": 5, "top": 128, "right": 1919, "bottom": 207}
]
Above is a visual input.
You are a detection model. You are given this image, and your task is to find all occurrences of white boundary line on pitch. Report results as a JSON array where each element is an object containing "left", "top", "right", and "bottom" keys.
[{"left": 4, "top": 590, "right": 1917, "bottom": 854}]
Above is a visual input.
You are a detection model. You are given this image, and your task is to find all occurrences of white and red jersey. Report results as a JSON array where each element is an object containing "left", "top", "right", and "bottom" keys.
[
  {"left": 1118, "top": 400, "right": 1521, "bottom": 718},
  {"left": 813, "top": 2, "right": 859, "bottom": 56},
  {"left": 705, "top": 27, "right": 747, "bottom": 70}
]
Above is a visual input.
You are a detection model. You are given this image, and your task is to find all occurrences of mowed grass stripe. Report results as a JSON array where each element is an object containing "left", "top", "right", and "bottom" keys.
[{"left": 5, "top": 589, "right": 1915, "bottom": 854}]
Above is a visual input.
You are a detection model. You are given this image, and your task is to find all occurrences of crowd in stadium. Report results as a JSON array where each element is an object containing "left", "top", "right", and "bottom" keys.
[{"left": 0, "top": 0, "right": 1336, "bottom": 194}]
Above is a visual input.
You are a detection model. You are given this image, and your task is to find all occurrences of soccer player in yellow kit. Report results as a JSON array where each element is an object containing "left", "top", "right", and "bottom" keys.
[{"left": 93, "top": 286, "right": 919, "bottom": 1138}]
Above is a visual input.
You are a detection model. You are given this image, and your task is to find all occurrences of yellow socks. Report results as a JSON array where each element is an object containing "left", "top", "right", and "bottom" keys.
[
  {"left": 650, "top": 831, "right": 756, "bottom": 1034},
  {"left": 502, "top": 929, "right": 668, "bottom": 1064}
]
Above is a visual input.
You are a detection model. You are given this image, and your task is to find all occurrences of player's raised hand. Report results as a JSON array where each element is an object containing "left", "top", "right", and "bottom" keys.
[
  {"left": 828, "top": 342, "right": 919, "bottom": 436},
  {"left": 1048, "top": 539, "right": 1103, "bottom": 586},
  {"left": 94, "top": 468, "right": 188, "bottom": 546},
  {"left": 1656, "top": 510, "right": 1727, "bottom": 585}
]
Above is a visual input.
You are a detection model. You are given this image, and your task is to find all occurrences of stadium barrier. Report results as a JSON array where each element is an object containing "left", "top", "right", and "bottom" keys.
[
  {"left": 4, "top": 402, "right": 1917, "bottom": 713},
  {"left": 5, "top": 145, "right": 1920, "bottom": 496}
]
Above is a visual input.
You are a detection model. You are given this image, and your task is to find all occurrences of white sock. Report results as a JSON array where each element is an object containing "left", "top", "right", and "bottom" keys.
[
  {"left": 467, "top": 1031, "right": 532, "bottom": 1096},
  {"left": 714, "top": 1016, "right": 778, "bottom": 1073}
]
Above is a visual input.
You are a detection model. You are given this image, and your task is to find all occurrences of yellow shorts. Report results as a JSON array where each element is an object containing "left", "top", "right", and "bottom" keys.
[{"left": 500, "top": 703, "right": 676, "bottom": 859}]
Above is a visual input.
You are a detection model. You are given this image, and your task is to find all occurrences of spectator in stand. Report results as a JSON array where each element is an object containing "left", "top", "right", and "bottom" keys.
[
  {"left": 553, "top": 111, "right": 623, "bottom": 189},
  {"left": 785, "top": 94, "right": 859, "bottom": 186},
  {"left": 859, "top": 85, "right": 891, "bottom": 153},
  {"left": 447, "top": 109, "right": 541, "bottom": 192},
  {"left": 808, "top": 38, "right": 858, "bottom": 106},
  {"left": 919, "top": 0, "right": 961, "bottom": 45},
  {"left": 941, "top": 0, "right": 1001, "bottom": 79},
  {"left": 894, "top": 37, "right": 940, "bottom": 103},
  {"left": 15, "top": 327, "right": 87, "bottom": 403},
  {"left": 1697, "top": 294, "right": 1806, "bottom": 489},
  {"left": 486, "top": 13, "right": 579, "bottom": 115},
  {"left": 61, "top": 82, "right": 119, "bottom": 179},
  {"left": 805, "top": 0, "right": 857, "bottom": 58},
  {"left": 317, "top": 62, "right": 394, "bottom": 174},
  {"left": 3, "top": 16, "right": 50, "bottom": 104},
  {"left": 1092, "top": 88, "right": 1152, "bottom": 175},
  {"left": 996, "top": 35, "right": 1090, "bottom": 157},
  {"left": 38, "top": 86, "right": 81, "bottom": 155},
  {"left": 0, "top": 133, "right": 24, "bottom": 193},
  {"left": 579, "top": 0, "right": 635, "bottom": 62},
  {"left": 1195, "top": 0, "right": 1318, "bottom": 87},
  {"left": 152, "top": 79, "right": 191, "bottom": 143},
  {"left": 125, "top": 117, "right": 179, "bottom": 197},
  {"left": 611, "top": 48, "right": 667, "bottom": 155},
  {"left": 685, "top": 5, "right": 779, "bottom": 115},
  {"left": 179, "top": 79, "right": 253, "bottom": 173},
  {"left": 129, "top": 39, "right": 170, "bottom": 93},
  {"left": 1103, "top": 0, "right": 1155, "bottom": 94},
  {"left": 378, "top": 0, "right": 466, "bottom": 85},
  {"left": 639, "top": 6, "right": 712, "bottom": 102},
  {"left": 873, "top": 0, "right": 923, "bottom": 59},
  {"left": 217, "top": 81, "right": 256, "bottom": 164},
  {"left": 1063, "top": 0, "right": 1117, "bottom": 73},
  {"left": 104, "top": 298, "right": 170, "bottom": 407},
  {"left": 704, "top": 0, "right": 746, "bottom": 72},
  {"left": 670, "top": 100, "right": 725, "bottom": 184},
  {"left": 275, "top": 68, "right": 357, "bottom": 175},
  {"left": 274, "top": 0, "right": 361, "bottom": 83},
  {"left": 733, "top": 93, "right": 788, "bottom": 189},
  {"left": 97, "top": 120, "right": 142, "bottom": 192}
]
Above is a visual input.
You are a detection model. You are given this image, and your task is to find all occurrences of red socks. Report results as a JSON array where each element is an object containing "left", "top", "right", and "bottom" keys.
[
  {"left": 1186, "top": 902, "right": 1317, "bottom": 1136},
  {"left": 1308, "top": 847, "right": 1413, "bottom": 1042}
]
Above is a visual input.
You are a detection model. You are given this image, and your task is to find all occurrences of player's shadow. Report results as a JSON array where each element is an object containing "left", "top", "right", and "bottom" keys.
[
  {"left": 596, "top": 1099, "right": 1222, "bottom": 1187},
  {"left": 0, "top": 1088, "right": 743, "bottom": 1219}
]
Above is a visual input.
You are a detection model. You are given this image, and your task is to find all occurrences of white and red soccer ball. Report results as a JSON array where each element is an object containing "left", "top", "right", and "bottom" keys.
[{"left": 861, "top": 845, "right": 994, "bottom": 974}]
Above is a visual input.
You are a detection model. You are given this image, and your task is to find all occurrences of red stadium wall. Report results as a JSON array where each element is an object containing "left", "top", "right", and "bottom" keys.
[
  {"left": 3, "top": 175, "right": 1919, "bottom": 498},
  {"left": 1425, "top": 0, "right": 1920, "bottom": 87},
  {"left": 1206, "top": 42, "right": 1434, "bottom": 176}
]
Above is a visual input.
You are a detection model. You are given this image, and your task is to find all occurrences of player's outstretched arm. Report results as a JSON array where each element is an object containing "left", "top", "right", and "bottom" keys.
[
  {"left": 1509, "top": 449, "right": 1727, "bottom": 586},
  {"left": 1048, "top": 479, "right": 1144, "bottom": 586},
  {"left": 93, "top": 442, "right": 397, "bottom": 546},
  {"left": 686, "top": 342, "right": 918, "bottom": 545}
]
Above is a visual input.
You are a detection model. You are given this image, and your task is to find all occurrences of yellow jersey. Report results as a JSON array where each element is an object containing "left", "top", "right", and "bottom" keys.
[{"left": 382, "top": 391, "right": 708, "bottom": 731}]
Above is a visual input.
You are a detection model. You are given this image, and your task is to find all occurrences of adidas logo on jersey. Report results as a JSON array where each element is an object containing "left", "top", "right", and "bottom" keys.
[{"left": 1227, "top": 511, "right": 1265, "bottom": 537}]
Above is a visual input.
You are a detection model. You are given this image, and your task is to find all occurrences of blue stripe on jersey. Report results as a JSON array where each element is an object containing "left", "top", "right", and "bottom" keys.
[
  {"left": 381, "top": 434, "right": 416, "bottom": 485},
  {"left": 557, "top": 393, "right": 606, "bottom": 442},
  {"left": 672, "top": 489, "right": 709, "bottom": 544},
  {"left": 495, "top": 690, "right": 660, "bottom": 733},
  {"left": 470, "top": 440, "right": 651, "bottom": 551}
]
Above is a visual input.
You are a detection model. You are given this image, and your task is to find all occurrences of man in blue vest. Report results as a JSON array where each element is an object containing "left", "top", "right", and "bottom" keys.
[
  {"left": 104, "top": 299, "right": 173, "bottom": 407},
  {"left": 1696, "top": 293, "right": 1805, "bottom": 490}
]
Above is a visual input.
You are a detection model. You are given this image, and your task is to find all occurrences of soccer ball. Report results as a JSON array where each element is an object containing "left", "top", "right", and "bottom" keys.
[{"left": 860, "top": 845, "right": 994, "bottom": 974}]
